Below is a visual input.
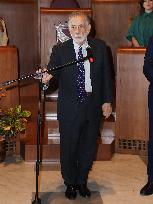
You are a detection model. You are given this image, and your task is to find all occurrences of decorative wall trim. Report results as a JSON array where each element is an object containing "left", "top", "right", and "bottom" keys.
[
  {"left": 92, "top": 0, "right": 138, "bottom": 3},
  {"left": 117, "top": 138, "right": 148, "bottom": 151},
  {"left": 40, "top": 8, "right": 92, "bottom": 14},
  {"left": 117, "top": 47, "right": 146, "bottom": 53},
  {"left": 0, "top": 0, "right": 35, "bottom": 3}
]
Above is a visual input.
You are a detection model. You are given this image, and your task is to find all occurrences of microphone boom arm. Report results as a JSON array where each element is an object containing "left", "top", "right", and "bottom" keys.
[{"left": 0, "top": 55, "right": 90, "bottom": 88}]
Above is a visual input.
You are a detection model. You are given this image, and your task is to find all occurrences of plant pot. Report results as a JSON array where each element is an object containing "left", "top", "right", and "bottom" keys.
[
  {"left": 5, "top": 136, "right": 16, "bottom": 154},
  {"left": 0, "top": 138, "right": 6, "bottom": 162}
]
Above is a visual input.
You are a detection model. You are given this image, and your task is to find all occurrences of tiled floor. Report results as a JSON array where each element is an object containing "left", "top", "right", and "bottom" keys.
[{"left": 0, "top": 153, "right": 153, "bottom": 204}]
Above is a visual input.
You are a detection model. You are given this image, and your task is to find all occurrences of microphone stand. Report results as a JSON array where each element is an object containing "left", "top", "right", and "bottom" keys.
[
  {"left": 0, "top": 55, "right": 89, "bottom": 88},
  {"left": 32, "top": 76, "right": 43, "bottom": 204}
]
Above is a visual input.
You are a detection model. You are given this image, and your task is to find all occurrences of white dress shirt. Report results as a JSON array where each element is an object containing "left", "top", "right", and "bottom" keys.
[{"left": 73, "top": 40, "right": 92, "bottom": 92}]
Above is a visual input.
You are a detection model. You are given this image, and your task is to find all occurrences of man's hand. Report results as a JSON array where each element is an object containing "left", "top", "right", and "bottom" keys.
[
  {"left": 0, "top": 88, "right": 5, "bottom": 99},
  {"left": 42, "top": 71, "right": 53, "bottom": 85},
  {"left": 36, "top": 68, "right": 53, "bottom": 85},
  {"left": 102, "top": 103, "right": 112, "bottom": 119}
]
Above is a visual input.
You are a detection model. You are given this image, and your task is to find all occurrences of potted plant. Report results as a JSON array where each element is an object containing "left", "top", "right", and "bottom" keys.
[{"left": 0, "top": 105, "right": 31, "bottom": 161}]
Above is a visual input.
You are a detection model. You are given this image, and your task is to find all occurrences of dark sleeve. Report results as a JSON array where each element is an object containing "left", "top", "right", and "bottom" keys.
[
  {"left": 101, "top": 41, "right": 113, "bottom": 104},
  {"left": 143, "top": 37, "right": 153, "bottom": 83},
  {"left": 47, "top": 44, "right": 61, "bottom": 79}
]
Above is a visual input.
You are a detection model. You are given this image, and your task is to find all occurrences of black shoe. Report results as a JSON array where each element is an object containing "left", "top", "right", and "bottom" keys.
[
  {"left": 65, "top": 184, "right": 77, "bottom": 200},
  {"left": 140, "top": 182, "right": 153, "bottom": 196},
  {"left": 77, "top": 184, "right": 91, "bottom": 198}
]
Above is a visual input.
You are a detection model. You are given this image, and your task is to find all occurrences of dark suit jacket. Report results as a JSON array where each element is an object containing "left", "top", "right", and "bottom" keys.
[
  {"left": 48, "top": 38, "right": 113, "bottom": 121},
  {"left": 143, "top": 36, "right": 153, "bottom": 111}
]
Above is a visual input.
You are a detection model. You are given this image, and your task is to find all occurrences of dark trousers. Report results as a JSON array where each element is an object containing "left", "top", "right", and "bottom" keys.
[
  {"left": 147, "top": 90, "right": 153, "bottom": 182},
  {"left": 59, "top": 96, "right": 100, "bottom": 185},
  {"left": 147, "top": 113, "right": 153, "bottom": 182}
]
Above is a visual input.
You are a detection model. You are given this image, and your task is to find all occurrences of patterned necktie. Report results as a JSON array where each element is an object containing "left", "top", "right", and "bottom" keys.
[{"left": 76, "top": 47, "right": 87, "bottom": 103}]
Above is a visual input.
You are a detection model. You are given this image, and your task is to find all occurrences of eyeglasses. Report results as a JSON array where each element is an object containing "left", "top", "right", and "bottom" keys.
[{"left": 69, "top": 24, "right": 87, "bottom": 31}]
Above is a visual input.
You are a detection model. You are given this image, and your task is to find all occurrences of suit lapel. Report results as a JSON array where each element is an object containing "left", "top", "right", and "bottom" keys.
[
  {"left": 62, "top": 40, "right": 78, "bottom": 87},
  {"left": 88, "top": 38, "right": 97, "bottom": 79},
  {"left": 66, "top": 39, "right": 76, "bottom": 62}
]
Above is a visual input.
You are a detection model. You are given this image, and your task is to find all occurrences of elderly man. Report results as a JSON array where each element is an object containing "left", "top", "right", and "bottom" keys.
[{"left": 42, "top": 11, "right": 113, "bottom": 200}]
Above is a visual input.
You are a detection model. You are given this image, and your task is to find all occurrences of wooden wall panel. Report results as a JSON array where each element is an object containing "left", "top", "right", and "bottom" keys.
[
  {"left": 78, "top": 0, "right": 91, "bottom": 7},
  {"left": 92, "top": 0, "right": 138, "bottom": 2},
  {"left": 41, "top": 11, "right": 69, "bottom": 66},
  {"left": 40, "top": 0, "right": 91, "bottom": 8},
  {"left": 0, "top": 1, "right": 40, "bottom": 145},
  {"left": 116, "top": 48, "right": 148, "bottom": 144},
  {"left": 40, "top": 0, "right": 51, "bottom": 7},
  {"left": 0, "top": 46, "right": 19, "bottom": 109},
  {"left": 0, "top": 1, "right": 39, "bottom": 76},
  {"left": 92, "top": 1, "right": 139, "bottom": 71}
]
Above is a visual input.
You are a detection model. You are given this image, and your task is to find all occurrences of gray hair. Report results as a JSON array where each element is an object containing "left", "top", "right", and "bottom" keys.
[{"left": 68, "top": 11, "right": 91, "bottom": 25}]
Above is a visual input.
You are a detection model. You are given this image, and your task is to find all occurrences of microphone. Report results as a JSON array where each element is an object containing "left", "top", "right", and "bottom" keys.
[{"left": 86, "top": 46, "right": 94, "bottom": 63}]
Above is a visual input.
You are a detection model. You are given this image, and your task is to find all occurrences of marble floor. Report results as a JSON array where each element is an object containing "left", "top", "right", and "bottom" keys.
[{"left": 0, "top": 153, "right": 153, "bottom": 204}]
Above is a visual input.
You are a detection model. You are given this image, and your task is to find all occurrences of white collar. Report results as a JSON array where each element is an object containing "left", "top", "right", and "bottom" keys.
[{"left": 73, "top": 39, "right": 89, "bottom": 51}]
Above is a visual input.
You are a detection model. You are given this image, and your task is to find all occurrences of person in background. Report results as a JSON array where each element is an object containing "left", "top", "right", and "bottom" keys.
[
  {"left": 0, "top": 18, "right": 8, "bottom": 46},
  {"left": 126, "top": 0, "right": 153, "bottom": 47},
  {"left": 41, "top": 11, "right": 113, "bottom": 200},
  {"left": 141, "top": 36, "right": 153, "bottom": 196}
]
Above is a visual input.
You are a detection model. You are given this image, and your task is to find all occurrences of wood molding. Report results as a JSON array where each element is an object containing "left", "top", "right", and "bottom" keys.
[
  {"left": 40, "top": 7, "right": 92, "bottom": 14},
  {"left": 117, "top": 47, "right": 146, "bottom": 53},
  {"left": 92, "top": 0, "right": 139, "bottom": 3},
  {"left": 0, "top": 46, "right": 18, "bottom": 50},
  {"left": 116, "top": 51, "right": 149, "bottom": 146},
  {"left": 0, "top": 0, "right": 35, "bottom": 3}
]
